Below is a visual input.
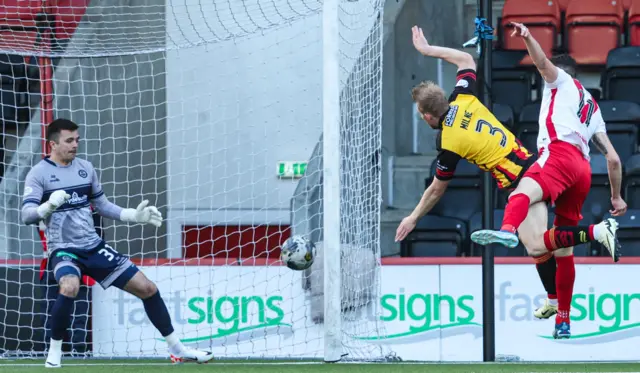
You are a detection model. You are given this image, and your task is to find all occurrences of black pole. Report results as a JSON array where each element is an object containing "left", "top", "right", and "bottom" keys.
[{"left": 478, "top": 0, "right": 495, "bottom": 362}]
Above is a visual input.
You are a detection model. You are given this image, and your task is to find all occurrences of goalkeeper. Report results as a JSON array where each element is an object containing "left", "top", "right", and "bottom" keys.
[
  {"left": 21, "top": 119, "right": 214, "bottom": 367},
  {"left": 396, "top": 26, "right": 574, "bottom": 317}
]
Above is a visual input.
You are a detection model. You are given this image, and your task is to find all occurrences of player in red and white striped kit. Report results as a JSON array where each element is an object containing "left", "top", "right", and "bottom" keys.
[{"left": 472, "top": 22, "right": 627, "bottom": 339}]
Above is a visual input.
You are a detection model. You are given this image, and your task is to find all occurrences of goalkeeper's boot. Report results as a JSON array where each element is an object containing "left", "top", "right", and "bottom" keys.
[
  {"left": 471, "top": 228, "right": 519, "bottom": 248},
  {"left": 553, "top": 321, "right": 571, "bottom": 339},
  {"left": 45, "top": 339, "right": 62, "bottom": 368},
  {"left": 594, "top": 218, "right": 621, "bottom": 262},
  {"left": 534, "top": 298, "right": 558, "bottom": 319},
  {"left": 170, "top": 347, "right": 214, "bottom": 364}
]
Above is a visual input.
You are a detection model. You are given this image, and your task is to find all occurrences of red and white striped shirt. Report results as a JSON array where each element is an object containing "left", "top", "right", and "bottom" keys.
[{"left": 537, "top": 68, "right": 606, "bottom": 160}]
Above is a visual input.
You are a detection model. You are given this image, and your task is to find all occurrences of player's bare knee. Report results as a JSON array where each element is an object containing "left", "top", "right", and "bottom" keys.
[
  {"left": 138, "top": 279, "right": 157, "bottom": 299},
  {"left": 525, "top": 245, "right": 548, "bottom": 258},
  {"left": 519, "top": 234, "right": 546, "bottom": 257},
  {"left": 58, "top": 275, "right": 80, "bottom": 298},
  {"left": 509, "top": 177, "right": 544, "bottom": 204},
  {"left": 127, "top": 273, "right": 157, "bottom": 299}
]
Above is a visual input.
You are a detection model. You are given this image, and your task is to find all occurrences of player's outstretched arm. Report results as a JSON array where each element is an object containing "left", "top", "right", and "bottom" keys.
[
  {"left": 412, "top": 25, "right": 475, "bottom": 71},
  {"left": 395, "top": 178, "right": 449, "bottom": 242},
  {"left": 592, "top": 132, "right": 627, "bottom": 216},
  {"left": 510, "top": 22, "right": 558, "bottom": 83}
]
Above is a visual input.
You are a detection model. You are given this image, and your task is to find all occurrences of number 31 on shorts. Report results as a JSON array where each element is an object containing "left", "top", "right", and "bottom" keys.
[{"left": 98, "top": 244, "right": 117, "bottom": 262}]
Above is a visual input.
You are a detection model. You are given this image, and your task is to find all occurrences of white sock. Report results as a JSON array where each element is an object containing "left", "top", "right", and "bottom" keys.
[
  {"left": 593, "top": 223, "right": 604, "bottom": 240},
  {"left": 548, "top": 298, "right": 558, "bottom": 306},
  {"left": 49, "top": 338, "right": 62, "bottom": 352},
  {"left": 165, "top": 332, "right": 184, "bottom": 354}
]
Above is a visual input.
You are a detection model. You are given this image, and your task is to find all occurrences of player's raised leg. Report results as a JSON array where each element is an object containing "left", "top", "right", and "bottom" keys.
[
  {"left": 471, "top": 177, "right": 544, "bottom": 248},
  {"left": 517, "top": 201, "right": 558, "bottom": 319},
  {"left": 118, "top": 270, "right": 214, "bottom": 363},
  {"left": 45, "top": 264, "right": 82, "bottom": 368}
]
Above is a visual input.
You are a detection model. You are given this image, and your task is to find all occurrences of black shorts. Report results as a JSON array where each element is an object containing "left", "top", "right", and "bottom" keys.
[{"left": 48, "top": 241, "right": 139, "bottom": 290}]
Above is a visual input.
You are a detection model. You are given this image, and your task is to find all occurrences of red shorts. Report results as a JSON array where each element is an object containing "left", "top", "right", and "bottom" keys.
[{"left": 523, "top": 141, "right": 591, "bottom": 226}]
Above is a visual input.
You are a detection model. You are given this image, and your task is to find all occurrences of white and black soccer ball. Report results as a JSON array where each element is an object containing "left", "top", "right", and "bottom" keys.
[{"left": 280, "top": 235, "right": 316, "bottom": 270}]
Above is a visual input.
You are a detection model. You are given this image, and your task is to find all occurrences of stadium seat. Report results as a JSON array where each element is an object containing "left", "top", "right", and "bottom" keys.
[
  {"left": 582, "top": 154, "right": 614, "bottom": 222},
  {"left": 557, "top": 0, "right": 571, "bottom": 13},
  {"left": 587, "top": 87, "right": 602, "bottom": 101},
  {"left": 625, "top": 0, "right": 634, "bottom": 12},
  {"left": 602, "top": 47, "right": 640, "bottom": 104},
  {"left": 565, "top": 0, "right": 624, "bottom": 65},
  {"left": 493, "top": 103, "right": 515, "bottom": 130},
  {"left": 500, "top": 0, "right": 561, "bottom": 65},
  {"left": 593, "top": 100, "right": 640, "bottom": 162},
  {"left": 51, "top": 0, "right": 90, "bottom": 40},
  {"left": 492, "top": 51, "right": 540, "bottom": 116},
  {"left": 630, "top": 0, "right": 640, "bottom": 45},
  {"left": 427, "top": 159, "right": 482, "bottom": 221},
  {"left": 516, "top": 102, "right": 541, "bottom": 154},
  {"left": 401, "top": 216, "right": 468, "bottom": 257},
  {"left": 0, "top": 0, "right": 40, "bottom": 20},
  {"left": 624, "top": 153, "right": 640, "bottom": 208}
]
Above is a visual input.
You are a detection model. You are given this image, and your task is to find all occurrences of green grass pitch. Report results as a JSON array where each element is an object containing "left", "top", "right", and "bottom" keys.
[{"left": 3, "top": 360, "right": 640, "bottom": 372}]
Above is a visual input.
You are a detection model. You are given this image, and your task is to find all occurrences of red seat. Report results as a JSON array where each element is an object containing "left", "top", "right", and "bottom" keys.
[
  {"left": 0, "top": 0, "right": 41, "bottom": 52},
  {"left": 566, "top": 0, "right": 624, "bottom": 65},
  {"left": 625, "top": 0, "right": 634, "bottom": 11},
  {"left": 629, "top": 0, "right": 640, "bottom": 45},
  {"left": 557, "top": 0, "right": 572, "bottom": 12},
  {"left": 0, "top": 0, "right": 40, "bottom": 22},
  {"left": 49, "top": 0, "right": 89, "bottom": 39},
  {"left": 501, "top": 0, "right": 561, "bottom": 65},
  {"left": 0, "top": 30, "right": 37, "bottom": 52}
]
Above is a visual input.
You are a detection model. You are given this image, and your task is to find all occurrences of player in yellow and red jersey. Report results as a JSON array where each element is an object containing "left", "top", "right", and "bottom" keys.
[
  {"left": 395, "top": 27, "right": 601, "bottom": 322},
  {"left": 395, "top": 26, "right": 536, "bottom": 237}
]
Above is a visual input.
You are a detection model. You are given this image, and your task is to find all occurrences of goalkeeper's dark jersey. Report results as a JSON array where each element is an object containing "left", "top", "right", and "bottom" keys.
[
  {"left": 435, "top": 69, "right": 535, "bottom": 189},
  {"left": 22, "top": 157, "right": 104, "bottom": 251}
]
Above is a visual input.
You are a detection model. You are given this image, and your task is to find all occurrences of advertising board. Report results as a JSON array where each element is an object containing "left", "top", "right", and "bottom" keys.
[{"left": 92, "top": 263, "right": 640, "bottom": 361}]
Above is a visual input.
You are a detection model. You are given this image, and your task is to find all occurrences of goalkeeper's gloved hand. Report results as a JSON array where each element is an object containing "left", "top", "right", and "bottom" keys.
[
  {"left": 37, "top": 190, "right": 71, "bottom": 219},
  {"left": 120, "top": 200, "right": 163, "bottom": 227}
]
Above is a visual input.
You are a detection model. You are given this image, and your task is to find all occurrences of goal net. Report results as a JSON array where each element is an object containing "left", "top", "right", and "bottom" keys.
[{"left": 0, "top": 0, "right": 386, "bottom": 361}]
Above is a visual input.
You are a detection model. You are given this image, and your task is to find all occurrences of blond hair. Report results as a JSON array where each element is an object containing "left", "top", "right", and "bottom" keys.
[{"left": 411, "top": 81, "right": 449, "bottom": 117}]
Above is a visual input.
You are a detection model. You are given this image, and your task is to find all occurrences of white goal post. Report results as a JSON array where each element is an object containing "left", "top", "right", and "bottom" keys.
[{"left": 0, "top": 0, "right": 387, "bottom": 362}]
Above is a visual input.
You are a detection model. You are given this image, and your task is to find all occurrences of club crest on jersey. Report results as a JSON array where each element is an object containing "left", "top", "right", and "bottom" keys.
[
  {"left": 444, "top": 105, "right": 458, "bottom": 127},
  {"left": 455, "top": 79, "right": 469, "bottom": 88},
  {"left": 68, "top": 192, "right": 88, "bottom": 205},
  {"left": 78, "top": 169, "right": 88, "bottom": 178}
]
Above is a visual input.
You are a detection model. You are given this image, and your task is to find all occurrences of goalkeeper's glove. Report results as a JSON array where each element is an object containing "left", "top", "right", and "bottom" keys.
[
  {"left": 36, "top": 190, "right": 71, "bottom": 219},
  {"left": 120, "top": 200, "right": 163, "bottom": 227}
]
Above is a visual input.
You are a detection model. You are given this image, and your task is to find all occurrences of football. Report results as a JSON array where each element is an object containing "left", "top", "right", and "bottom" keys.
[{"left": 280, "top": 235, "right": 316, "bottom": 270}]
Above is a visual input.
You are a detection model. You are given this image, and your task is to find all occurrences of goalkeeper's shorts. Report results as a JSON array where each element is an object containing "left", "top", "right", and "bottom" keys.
[{"left": 48, "top": 240, "right": 139, "bottom": 290}]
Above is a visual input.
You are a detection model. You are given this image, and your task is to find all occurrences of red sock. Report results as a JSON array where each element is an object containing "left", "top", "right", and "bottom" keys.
[
  {"left": 500, "top": 194, "right": 530, "bottom": 233},
  {"left": 543, "top": 226, "right": 596, "bottom": 251},
  {"left": 555, "top": 255, "right": 575, "bottom": 324}
]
